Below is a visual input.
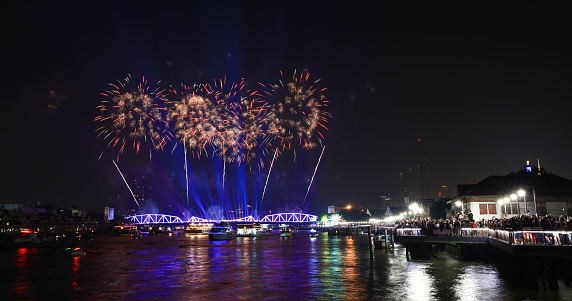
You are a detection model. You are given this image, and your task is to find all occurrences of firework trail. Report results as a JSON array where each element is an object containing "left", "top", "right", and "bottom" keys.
[
  {"left": 261, "top": 148, "right": 278, "bottom": 203},
  {"left": 222, "top": 159, "right": 226, "bottom": 198},
  {"left": 184, "top": 144, "right": 189, "bottom": 207},
  {"left": 261, "top": 70, "right": 331, "bottom": 154},
  {"left": 303, "top": 145, "right": 326, "bottom": 209},
  {"left": 112, "top": 160, "right": 141, "bottom": 210},
  {"left": 95, "top": 75, "right": 171, "bottom": 161}
]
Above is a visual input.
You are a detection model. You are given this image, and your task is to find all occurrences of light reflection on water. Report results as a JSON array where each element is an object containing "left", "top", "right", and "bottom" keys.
[{"left": 1, "top": 233, "right": 571, "bottom": 300}]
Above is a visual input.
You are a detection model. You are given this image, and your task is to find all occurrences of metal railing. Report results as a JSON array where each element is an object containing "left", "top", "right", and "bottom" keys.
[
  {"left": 396, "top": 227, "right": 572, "bottom": 245},
  {"left": 396, "top": 228, "right": 422, "bottom": 236},
  {"left": 489, "top": 229, "right": 572, "bottom": 246},
  {"left": 396, "top": 227, "right": 490, "bottom": 237}
]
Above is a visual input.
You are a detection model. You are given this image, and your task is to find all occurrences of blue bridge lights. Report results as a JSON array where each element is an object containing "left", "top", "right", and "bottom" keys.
[
  {"left": 125, "top": 213, "right": 318, "bottom": 224},
  {"left": 259, "top": 213, "right": 318, "bottom": 223}
]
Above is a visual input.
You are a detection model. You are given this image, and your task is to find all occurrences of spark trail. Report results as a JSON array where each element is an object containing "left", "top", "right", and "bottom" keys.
[
  {"left": 222, "top": 159, "right": 226, "bottom": 196},
  {"left": 261, "top": 148, "right": 278, "bottom": 202},
  {"left": 302, "top": 145, "right": 326, "bottom": 209},
  {"left": 184, "top": 145, "right": 189, "bottom": 207},
  {"left": 112, "top": 160, "right": 141, "bottom": 210}
]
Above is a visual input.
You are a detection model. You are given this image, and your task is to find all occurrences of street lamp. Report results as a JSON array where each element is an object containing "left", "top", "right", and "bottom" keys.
[
  {"left": 455, "top": 200, "right": 463, "bottom": 211},
  {"left": 519, "top": 186, "right": 537, "bottom": 216},
  {"left": 503, "top": 197, "right": 510, "bottom": 216},
  {"left": 497, "top": 198, "right": 507, "bottom": 217},
  {"left": 454, "top": 200, "right": 464, "bottom": 218},
  {"left": 510, "top": 193, "right": 519, "bottom": 215},
  {"left": 409, "top": 203, "right": 422, "bottom": 218},
  {"left": 517, "top": 189, "right": 527, "bottom": 215}
]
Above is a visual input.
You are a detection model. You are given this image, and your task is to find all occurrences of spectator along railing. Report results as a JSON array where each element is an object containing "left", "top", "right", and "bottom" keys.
[{"left": 397, "top": 227, "right": 572, "bottom": 246}]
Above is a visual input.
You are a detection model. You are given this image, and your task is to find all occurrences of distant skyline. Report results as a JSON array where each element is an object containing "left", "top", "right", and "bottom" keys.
[{"left": 2, "top": 1, "right": 571, "bottom": 214}]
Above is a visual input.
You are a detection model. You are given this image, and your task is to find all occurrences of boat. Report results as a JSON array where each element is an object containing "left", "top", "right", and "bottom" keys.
[
  {"left": 236, "top": 223, "right": 263, "bottom": 237},
  {"left": 129, "top": 228, "right": 142, "bottom": 238},
  {"left": 13, "top": 232, "right": 44, "bottom": 244},
  {"left": 114, "top": 225, "right": 138, "bottom": 235},
  {"left": 309, "top": 229, "right": 319, "bottom": 237},
  {"left": 280, "top": 228, "right": 293, "bottom": 237},
  {"left": 66, "top": 244, "right": 85, "bottom": 257},
  {"left": 208, "top": 223, "right": 237, "bottom": 241},
  {"left": 185, "top": 223, "right": 213, "bottom": 235},
  {"left": 374, "top": 234, "right": 392, "bottom": 249},
  {"left": 0, "top": 231, "right": 55, "bottom": 249}
]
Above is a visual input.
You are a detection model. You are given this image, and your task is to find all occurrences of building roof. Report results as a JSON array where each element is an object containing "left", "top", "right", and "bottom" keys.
[
  {"left": 369, "top": 206, "right": 407, "bottom": 218},
  {"left": 459, "top": 172, "right": 572, "bottom": 197}
]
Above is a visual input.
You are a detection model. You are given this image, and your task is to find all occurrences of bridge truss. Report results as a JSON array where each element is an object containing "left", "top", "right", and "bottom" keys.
[
  {"left": 126, "top": 214, "right": 185, "bottom": 224},
  {"left": 258, "top": 213, "right": 318, "bottom": 223},
  {"left": 125, "top": 213, "right": 318, "bottom": 224}
]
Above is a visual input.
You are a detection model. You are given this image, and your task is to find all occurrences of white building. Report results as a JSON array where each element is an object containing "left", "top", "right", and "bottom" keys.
[{"left": 456, "top": 170, "right": 572, "bottom": 221}]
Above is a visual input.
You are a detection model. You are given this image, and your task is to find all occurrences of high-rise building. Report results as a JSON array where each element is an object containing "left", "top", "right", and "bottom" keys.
[
  {"left": 399, "top": 139, "right": 431, "bottom": 205},
  {"left": 131, "top": 154, "right": 153, "bottom": 213},
  {"left": 439, "top": 185, "right": 449, "bottom": 197}
]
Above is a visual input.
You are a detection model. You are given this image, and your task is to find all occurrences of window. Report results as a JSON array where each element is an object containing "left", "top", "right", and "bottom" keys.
[
  {"left": 487, "top": 204, "right": 497, "bottom": 215},
  {"left": 479, "top": 204, "right": 487, "bottom": 215},
  {"left": 479, "top": 203, "right": 497, "bottom": 215}
]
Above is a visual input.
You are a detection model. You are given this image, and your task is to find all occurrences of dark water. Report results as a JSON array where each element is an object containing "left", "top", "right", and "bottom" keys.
[{"left": 1, "top": 233, "right": 571, "bottom": 300}]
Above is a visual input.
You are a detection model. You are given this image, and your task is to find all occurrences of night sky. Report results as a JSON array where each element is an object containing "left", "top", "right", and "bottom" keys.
[{"left": 2, "top": 1, "right": 572, "bottom": 214}]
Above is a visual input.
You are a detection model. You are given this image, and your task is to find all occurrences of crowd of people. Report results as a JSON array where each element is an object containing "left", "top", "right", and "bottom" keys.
[{"left": 395, "top": 212, "right": 572, "bottom": 235}]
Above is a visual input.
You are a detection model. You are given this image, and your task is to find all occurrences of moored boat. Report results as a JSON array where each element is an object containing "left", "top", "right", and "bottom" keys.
[
  {"left": 185, "top": 223, "right": 213, "bottom": 235},
  {"left": 208, "top": 223, "right": 237, "bottom": 241},
  {"left": 114, "top": 225, "right": 138, "bottom": 235},
  {"left": 280, "top": 228, "right": 293, "bottom": 237},
  {"left": 309, "top": 229, "right": 319, "bottom": 237},
  {"left": 236, "top": 223, "right": 263, "bottom": 237},
  {"left": 374, "top": 234, "right": 391, "bottom": 249}
]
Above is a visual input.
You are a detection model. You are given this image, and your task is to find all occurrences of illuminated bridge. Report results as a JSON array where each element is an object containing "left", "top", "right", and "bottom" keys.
[{"left": 125, "top": 213, "right": 318, "bottom": 224}]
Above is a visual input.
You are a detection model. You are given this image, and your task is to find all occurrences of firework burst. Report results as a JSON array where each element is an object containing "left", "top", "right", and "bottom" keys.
[
  {"left": 167, "top": 82, "right": 223, "bottom": 157},
  {"left": 261, "top": 70, "right": 330, "bottom": 152},
  {"left": 215, "top": 78, "right": 269, "bottom": 169},
  {"left": 94, "top": 75, "right": 170, "bottom": 161}
]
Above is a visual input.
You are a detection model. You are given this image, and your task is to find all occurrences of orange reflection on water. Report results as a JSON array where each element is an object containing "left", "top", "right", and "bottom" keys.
[
  {"left": 339, "top": 238, "right": 366, "bottom": 300},
  {"left": 318, "top": 236, "right": 367, "bottom": 300}
]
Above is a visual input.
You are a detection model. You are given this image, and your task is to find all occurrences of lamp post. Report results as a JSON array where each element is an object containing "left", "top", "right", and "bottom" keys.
[
  {"left": 409, "top": 203, "right": 422, "bottom": 219},
  {"left": 510, "top": 193, "right": 520, "bottom": 216},
  {"left": 497, "top": 198, "right": 507, "bottom": 217},
  {"left": 532, "top": 187, "right": 537, "bottom": 216},
  {"left": 503, "top": 197, "right": 511, "bottom": 216},
  {"left": 517, "top": 189, "right": 527, "bottom": 215},
  {"left": 455, "top": 200, "right": 463, "bottom": 217},
  {"left": 520, "top": 186, "right": 537, "bottom": 216}
]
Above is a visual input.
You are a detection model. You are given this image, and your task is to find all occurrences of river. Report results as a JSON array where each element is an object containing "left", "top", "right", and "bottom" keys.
[{"left": 1, "top": 232, "right": 571, "bottom": 300}]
